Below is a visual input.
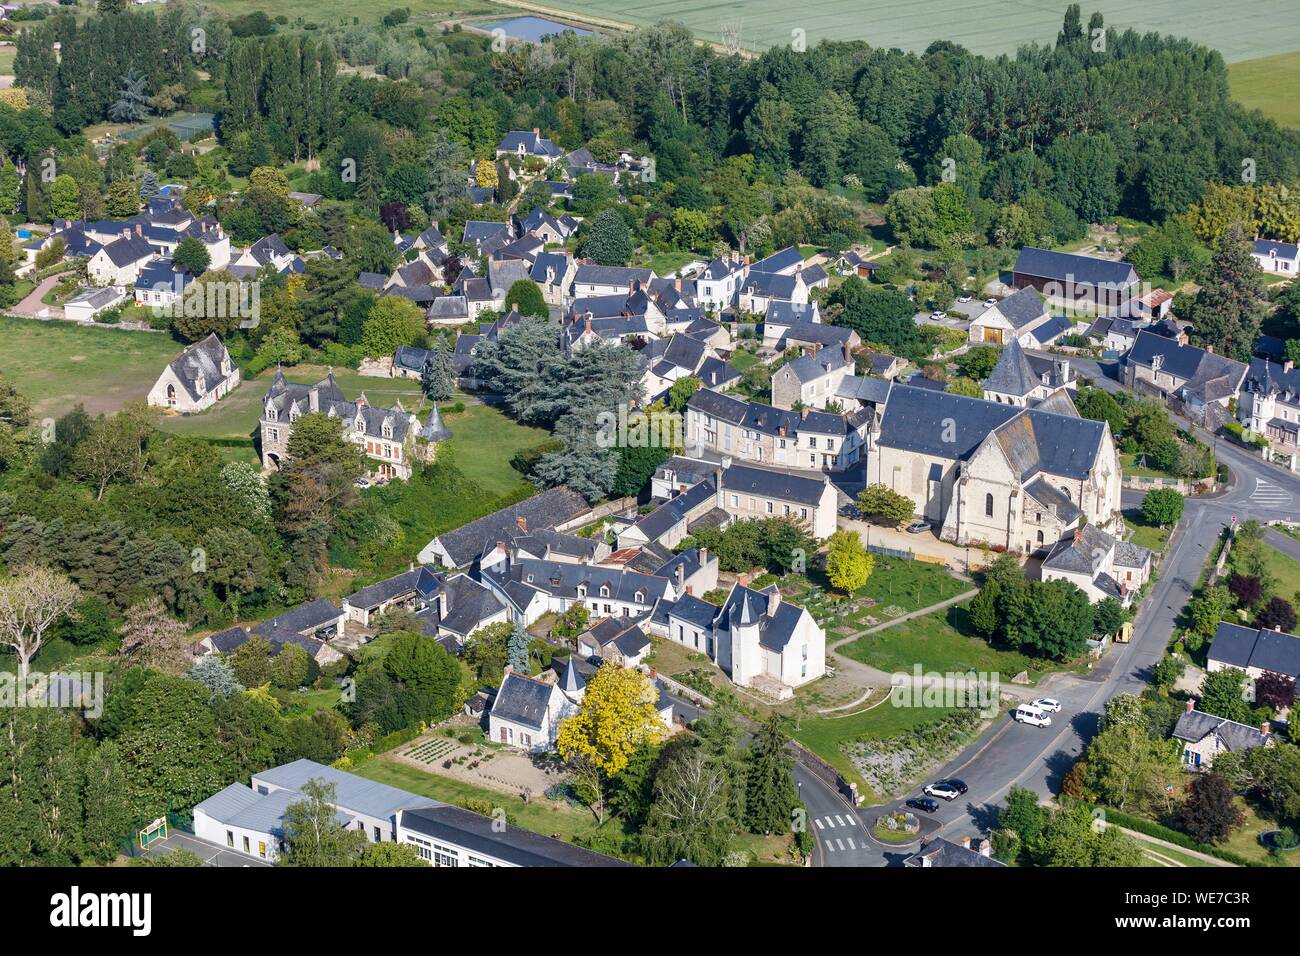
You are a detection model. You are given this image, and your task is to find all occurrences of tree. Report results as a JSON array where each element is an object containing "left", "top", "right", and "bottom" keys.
[
  {"left": 1199, "top": 668, "right": 1253, "bottom": 724},
  {"left": 745, "top": 715, "right": 799, "bottom": 835},
  {"left": 507, "top": 622, "right": 530, "bottom": 673},
  {"left": 105, "top": 176, "right": 140, "bottom": 217},
  {"left": 359, "top": 841, "right": 426, "bottom": 867},
  {"left": 1083, "top": 722, "right": 1178, "bottom": 812},
  {"left": 556, "top": 664, "right": 664, "bottom": 779},
  {"left": 1093, "top": 597, "right": 1125, "bottom": 637},
  {"left": 824, "top": 529, "right": 874, "bottom": 594},
  {"left": 424, "top": 131, "right": 468, "bottom": 220},
  {"left": 1256, "top": 597, "right": 1297, "bottom": 633},
  {"left": 109, "top": 70, "right": 152, "bottom": 123},
  {"left": 856, "top": 482, "right": 915, "bottom": 525},
  {"left": 1141, "top": 488, "right": 1184, "bottom": 528},
  {"left": 420, "top": 341, "right": 455, "bottom": 402},
  {"left": 280, "top": 779, "right": 367, "bottom": 866},
  {"left": 185, "top": 655, "right": 245, "bottom": 702},
  {"left": 173, "top": 236, "right": 211, "bottom": 276},
  {"left": 1254, "top": 671, "right": 1296, "bottom": 711},
  {"left": 48, "top": 175, "right": 80, "bottom": 220},
  {"left": 0, "top": 567, "right": 80, "bottom": 680},
  {"left": 1175, "top": 773, "right": 1244, "bottom": 844},
  {"left": 956, "top": 346, "right": 1000, "bottom": 380},
  {"left": 504, "top": 279, "right": 548, "bottom": 319},
  {"left": 641, "top": 749, "right": 736, "bottom": 866},
  {"left": 1228, "top": 573, "right": 1264, "bottom": 609},
  {"left": 229, "top": 635, "right": 275, "bottom": 688},
  {"left": 361, "top": 296, "right": 425, "bottom": 358},
  {"left": 272, "top": 643, "right": 311, "bottom": 690},
  {"left": 74, "top": 404, "right": 155, "bottom": 500},
  {"left": 582, "top": 209, "right": 633, "bottom": 266},
  {"left": 668, "top": 376, "right": 702, "bottom": 413},
  {"left": 1187, "top": 223, "right": 1267, "bottom": 362},
  {"left": 118, "top": 597, "right": 189, "bottom": 674}
]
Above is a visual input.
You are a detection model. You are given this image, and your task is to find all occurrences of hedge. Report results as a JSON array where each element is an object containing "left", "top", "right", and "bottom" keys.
[{"left": 1098, "top": 806, "right": 1262, "bottom": 866}]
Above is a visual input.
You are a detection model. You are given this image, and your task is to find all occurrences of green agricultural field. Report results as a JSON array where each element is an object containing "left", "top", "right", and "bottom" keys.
[
  {"left": 525, "top": 0, "right": 1300, "bottom": 62},
  {"left": 0, "top": 317, "right": 182, "bottom": 419},
  {"left": 206, "top": 0, "right": 501, "bottom": 28},
  {"left": 1229, "top": 51, "right": 1300, "bottom": 128}
]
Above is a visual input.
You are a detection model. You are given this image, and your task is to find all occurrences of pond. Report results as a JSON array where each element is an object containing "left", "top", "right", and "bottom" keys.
[{"left": 477, "top": 16, "right": 594, "bottom": 43}]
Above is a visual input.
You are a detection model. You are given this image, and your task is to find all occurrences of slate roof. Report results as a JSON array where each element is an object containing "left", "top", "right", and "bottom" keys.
[
  {"left": 99, "top": 233, "right": 155, "bottom": 267},
  {"left": 345, "top": 566, "right": 436, "bottom": 611},
  {"left": 1028, "top": 314, "right": 1074, "bottom": 347},
  {"left": 662, "top": 593, "right": 721, "bottom": 630},
  {"left": 740, "top": 270, "right": 800, "bottom": 300},
  {"left": 399, "top": 805, "right": 628, "bottom": 866},
  {"left": 65, "top": 286, "right": 123, "bottom": 311},
  {"left": 717, "top": 583, "right": 808, "bottom": 653},
  {"left": 497, "top": 130, "right": 563, "bottom": 159},
  {"left": 778, "top": 349, "right": 849, "bottom": 384},
  {"left": 431, "top": 487, "right": 589, "bottom": 567},
  {"left": 686, "top": 388, "right": 852, "bottom": 438},
  {"left": 427, "top": 295, "right": 469, "bottom": 321},
  {"left": 630, "top": 476, "right": 717, "bottom": 542},
  {"left": 136, "top": 258, "right": 192, "bottom": 295},
  {"left": 721, "top": 462, "right": 827, "bottom": 506},
  {"left": 490, "top": 558, "right": 671, "bottom": 607},
  {"left": 206, "top": 625, "right": 248, "bottom": 654},
  {"left": 358, "top": 272, "right": 388, "bottom": 290},
  {"left": 1243, "top": 357, "right": 1300, "bottom": 402},
  {"left": 1023, "top": 477, "right": 1082, "bottom": 525},
  {"left": 836, "top": 375, "right": 893, "bottom": 405},
  {"left": 750, "top": 246, "right": 804, "bottom": 274},
  {"left": 438, "top": 574, "right": 507, "bottom": 638},
  {"left": 531, "top": 251, "right": 571, "bottom": 287},
  {"left": 1209, "top": 623, "right": 1300, "bottom": 679},
  {"left": 573, "top": 264, "right": 653, "bottom": 288},
  {"left": 903, "top": 838, "right": 1006, "bottom": 868},
  {"left": 655, "top": 456, "right": 718, "bottom": 491},
  {"left": 490, "top": 672, "right": 557, "bottom": 731},
  {"left": 253, "top": 599, "right": 343, "bottom": 642},
  {"left": 1127, "top": 331, "right": 1248, "bottom": 397},
  {"left": 876, "top": 385, "right": 1103, "bottom": 478},
  {"left": 1013, "top": 247, "right": 1138, "bottom": 289},
  {"left": 419, "top": 405, "right": 453, "bottom": 442},
  {"left": 165, "top": 333, "right": 234, "bottom": 401},
  {"left": 984, "top": 286, "right": 1048, "bottom": 329},
  {"left": 1253, "top": 238, "right": 1300, "bottom": 260},
  {"left": 985, "top": 340, "right": 1046, "bottom": 396},
  {"left": 463, "top": 220, "right": 512, "bottom": 245},
  {"left": 766, "top": 299, "right": 819, "bottom": 326},
  {"left": 773, "top": 320, "right": 857, "bottom": 349},
  {"left": 1173, "top": 709, "right": 1271, "bottom": 753}
]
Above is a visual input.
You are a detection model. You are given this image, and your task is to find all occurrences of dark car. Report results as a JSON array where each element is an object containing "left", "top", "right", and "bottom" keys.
[
  {"left": 906, "top": 797, "right": 940, "bottom": 814},
  {"left": 936, "top": 778, "right": 969, "bottom": 795}
]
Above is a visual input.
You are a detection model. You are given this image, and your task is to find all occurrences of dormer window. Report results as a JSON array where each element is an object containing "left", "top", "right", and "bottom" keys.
[
  {"left": 382, "top": 423, "right": 393, "bottom": 438},
  {"left": 577, "top": 584, "right": 587, "bottom": 597},
  {"left": 634, "top": 590, "right": 644, "bottom": 603},
  {"left": 599, "top": 584, "right": 610, "bottom": 598}
]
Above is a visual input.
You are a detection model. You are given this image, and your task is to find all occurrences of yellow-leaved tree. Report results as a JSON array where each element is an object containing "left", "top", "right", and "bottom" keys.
[
  {"left": 824, "top": 528, "right": 874, "bottom": 594},
  {"left": 556, "top": 664, "right": 664, "bottom": 822}
]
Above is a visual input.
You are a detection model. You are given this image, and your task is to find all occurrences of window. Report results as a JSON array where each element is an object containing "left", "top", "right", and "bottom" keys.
[
  {"left": 766, "top": 501, "right": 774, "bottom": 514},
  {"left": 1036, "top": 530, "right": 1044, "bottom": 544},
  {"left": 226, "top": 830, "right": 234, "bottom": 848},
  {"left": 985, "top": 493, "right": 994, "bottom": 517},
  {"left": 243, "top": 836, "right": 250, "bottom": 853},
  {"left": 729, "top": 494, "right": 738, "bottom": 507},
  {"left": 373, "top": 826, "right": 381, "bottom": 842}
]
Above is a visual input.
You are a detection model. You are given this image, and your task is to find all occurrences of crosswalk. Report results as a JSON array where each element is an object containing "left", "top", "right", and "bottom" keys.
[
  {"left": 1250, "top": 478, "right": 1293, "bottom": 508},
  {"left": 814, "top": 813, "right": 863, "bottom": 853}
]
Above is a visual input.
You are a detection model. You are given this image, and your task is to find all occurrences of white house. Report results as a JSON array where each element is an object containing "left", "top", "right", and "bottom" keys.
[
  {"left": 1251, "top": 238, "right": 1300, "bottom": 275},
  {"left": 63, "top": 286, "right": 125, "bottom": 322},
  {"left": 1040, "top": 525, "right": 1154, "bottom": 605},
  {"left": 1206, "top": 622, "right": 1300, "bottom": 701},
  {"left": 146, "top": 333, "right": 240, "bottom": 413},
  {"left": 87, "top": 231, "right": 155, "bottom": 286},
  {"left": 487, "top": 662, "right": 584, "bottom": 751}
]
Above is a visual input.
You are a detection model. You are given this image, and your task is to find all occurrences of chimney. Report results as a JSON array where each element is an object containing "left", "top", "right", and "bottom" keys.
[
  {"left": 801, "top": 407, "right": 810, "bottom": 420},
  {"left": 977, "top": 839, "right": 992, "bottom": 858},
  {"left": 1205, "top": 344, "right": 1214, "bottom": 354},
  {"left": 532, "top": 127, "right": 540, "bottom": 136},
  {"left": 767, "top": 589, "right": 781, "bottom": 616},
  {"left": 408, "top": 560, "right": 414, "bottom": 572},
  {"left": 1286, "top": 360, "right": 1295, "bottom": 373},
  {"left": 584, "top": 315, "right": 592, "bottom": 333},
  {"left": 436, "top": 589, "right": 448, "bottom": 620},
  {"left": 1185, "top": 699, "right": 1195, "bottom": 713},
  {"left": 737, "top": 572, "right": 750, "bottom": 587},
  {"left": 959, "top": 835, "right": 972, "bottom": 850},
  {"left": 1261, "top": 721, "right": 1271, "bottom": 737},
  {"left": 503, "top": 664, "right": 513, "bottom": 675},
  {"left": 675, "top": 562, "right": 685, "bottom": 586},
  {"left": 1074, "top": 527, "right": 1084, "bottom": 544},
  {"left": 714, "top": 465, "right": 725, "bottom": 509},
  {"left": 135, "top": 223, "right": 142, "bottom": 236},
  {"left": 516, "top": 515, "right": 527, "bottom": 532},
  {"left": 510, "top": 301, "right": 517, "bottom": 313},
  {"left": 675, "top": 277, "right": 681, "bottom": 292}
]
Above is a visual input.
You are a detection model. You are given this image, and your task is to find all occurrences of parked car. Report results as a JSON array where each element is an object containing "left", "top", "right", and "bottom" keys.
[
  {"left": 906, "top": 520, "right": 932, "bottom": 535},
  {"left": 1014, "top": 704, "right": 1052, "bottom": 727},
  {"left": 355, "top": 477, "right": 372, "bottom": 489},
  {"left": 957, "top": 294, "right": 973, "bottom": 303},
  {"left": 983, "top": 297, "right": 997, "bottom": 307},
  {"left": 1031, "top": 698, "right": 1062, "bottom": 713},
  {"left": 929, "top": 311, "right": 947, "bottom": 320},
  {"left": 936, "top": 778, "right": 968, "bottom": 795},
  {"left": 923, "top": 781, "right": 963, "bottom": 801},
  {"left": 906, "top": 797, "right": 941, "bottom": 814}
]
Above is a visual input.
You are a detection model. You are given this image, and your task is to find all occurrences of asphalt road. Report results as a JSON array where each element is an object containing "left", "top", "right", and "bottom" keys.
[{"left": 793, "top": 355, "right": 1300, "bottom": 866}]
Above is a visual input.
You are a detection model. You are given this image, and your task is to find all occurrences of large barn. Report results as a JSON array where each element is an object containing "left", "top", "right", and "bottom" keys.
[{"left": 1012, "top": 247, "right": 1139, "bottom": 311}]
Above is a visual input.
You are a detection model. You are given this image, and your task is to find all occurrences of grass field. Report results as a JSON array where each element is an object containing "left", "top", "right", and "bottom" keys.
[
  {"left": 516, "top": 0, "right": 1300, "bottom": 62},
  {"left": 838, "top": 603, "right": 1064, "bottom": 685},
  {"left": 442, "top": 400, "right": 549, "bottom": 497},
  {"left": 1262, "top": 542, "right": 1300, "bottom": 603},
  {"left": 1229, "top": 51, "right": 1300, "bottom": 128},
  {"left": 0, "top": 318, "right": 182, "bottom": 418},
  {"left": 788, "top": 695, "right": 957, "bottom": 802},
  {"left": 207, "top": 0, "right": 502, "bottom": 27}
]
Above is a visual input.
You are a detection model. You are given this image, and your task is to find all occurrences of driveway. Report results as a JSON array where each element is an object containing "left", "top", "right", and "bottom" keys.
[{"left": 11, "top": 270, "right": 73, "bottom": 319}]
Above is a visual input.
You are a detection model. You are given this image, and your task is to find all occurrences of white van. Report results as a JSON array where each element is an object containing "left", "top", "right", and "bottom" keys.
[{"left": 1014, "top": 704, "right": 1052, "bottom": 727}]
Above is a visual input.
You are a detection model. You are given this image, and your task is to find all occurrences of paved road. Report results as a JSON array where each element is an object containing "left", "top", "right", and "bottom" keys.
[{"left": 797, "top": 356, "right": 1300, "bottom": 865}]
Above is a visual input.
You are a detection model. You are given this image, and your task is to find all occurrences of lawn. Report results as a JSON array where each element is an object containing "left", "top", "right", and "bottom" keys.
[
  {"left": 730, "top": 347, "right": 761, "bottom": 372},
  {"left": 1230, "top": 51, "right": 1300, "bottom": 128},
  {"left": 0, "top": 45, "right": 14, "bottom": 77},
  {"left": 644, "top": 250, "right": 697, "bottom": 277},
  {"left": 1125, "top": 516, "right": 1171, "bottom": 554},
  {"left": 527, "top": 0, "right": 1300, "bottom": 62},
  {"left": 1135, "top": 839, "right": 1221, "bottom": 868},
  {"left": 442, "top": 399, "right": 550, "bottom": 497},
  {"left": 838, "top": 602, "right": 1065, "bottom": 685},
  {"left": 783, "top": 557, "right": 972, "bottom": 630},
  {"left": 1213, "top": 800, "right": 1299, "bottom": 867},
  {"left": 206, "top": 0, "right": 501, "bottom": 27},
  {"left": 351, "top": 752, "right": 630, "bottom": 849},
  {"left": 1262, "top": 543, "right": 1300, "bottom": 602},
  {"left": 1120, "top": 452, "right": 1173, "bottom": 479},
  {"left": 0, "top": 317, "right": 182, "bottom": 418},
  {"left": 788, "top": 694, "right": 958, "bottom": 802}
]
